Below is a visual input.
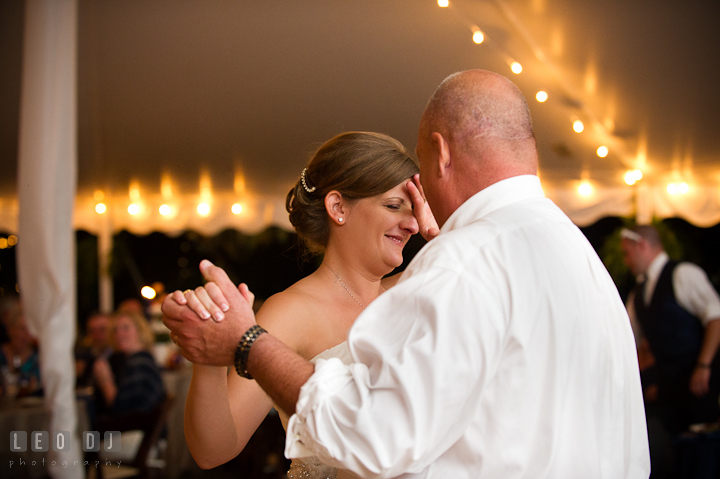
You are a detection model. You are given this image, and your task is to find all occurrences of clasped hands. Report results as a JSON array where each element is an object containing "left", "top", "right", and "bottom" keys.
[{"left": 161, "top": 260, "right": 256, "bottom": 367}]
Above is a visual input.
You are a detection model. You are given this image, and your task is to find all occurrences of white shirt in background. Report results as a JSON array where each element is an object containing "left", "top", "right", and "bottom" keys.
[{"left": 627, "top": 251, "right": 720, "bottom": 328}]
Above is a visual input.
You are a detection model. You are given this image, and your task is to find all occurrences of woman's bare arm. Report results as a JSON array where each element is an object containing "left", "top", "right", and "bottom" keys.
[{"left": 179, "top": 291, "right": 309, "bottom": 468}]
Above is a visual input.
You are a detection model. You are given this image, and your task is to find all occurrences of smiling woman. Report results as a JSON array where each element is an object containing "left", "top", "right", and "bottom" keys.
[
  {"left": 286, "top": 131, "right": 420, "bottom": 255},
  {"left": 170, "top": 131, "right": 436, "bottom": 478}
]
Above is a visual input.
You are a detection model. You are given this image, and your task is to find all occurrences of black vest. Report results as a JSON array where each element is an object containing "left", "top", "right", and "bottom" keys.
[{"left": 633, "top": 260, "right": 704, "bottom": 366}]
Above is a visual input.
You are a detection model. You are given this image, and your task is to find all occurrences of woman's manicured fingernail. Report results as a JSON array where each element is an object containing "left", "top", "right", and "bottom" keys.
[
  {"left": 221, "top": 303, "right": 229, "bottom": 312},
  {"left": 214, "top": 312, "right": 224, "bottom": 321},
  {"left": 201, "top": 310, "right": 211, "bottom": 320}
]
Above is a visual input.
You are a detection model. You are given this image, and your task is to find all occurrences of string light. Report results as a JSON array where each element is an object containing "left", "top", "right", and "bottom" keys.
[
  {"left": 56, "top": 3, "right": 717, "bottom": 227},
  {"left": 141, "top": 286, "right": 157, "bottom": 300},
  {"left": 625, "top": 170, "right": 643, "bottom": 185},
  {"left": 421, "top": 0, "right": 720, "bottom": 200},
  {"left": 578, "top": 181, "right": 593, "bottom": 196},
  {"left": 197, "top": 203, "right": 211, "bottom": 216},
  {"left": 578, "top": 182, "right": 593, "bottom": 196},
  {"left": 666, "top": 182, "right": 688, "bottom": 195},
  {"left": 8, "top": 235, "right": 17, "bottom": 246}
]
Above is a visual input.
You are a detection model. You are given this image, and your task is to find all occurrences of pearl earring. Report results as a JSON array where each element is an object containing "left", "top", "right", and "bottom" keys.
[{"left": 338, "top": 218, "right": 344, "bottom": 223}]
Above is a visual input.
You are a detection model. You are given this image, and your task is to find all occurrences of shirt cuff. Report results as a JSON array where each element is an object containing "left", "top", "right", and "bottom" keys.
[{"left": 284, "top": 357, "right": 354, "bottom": 459}]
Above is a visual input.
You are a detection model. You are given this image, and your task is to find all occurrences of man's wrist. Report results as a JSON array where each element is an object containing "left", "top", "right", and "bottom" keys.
[
  {"left": 696, "top": 361, "right": 712, "bottom": 369},
  {"left": 234, "top": 324, "right": 267, "bottom": 379}
]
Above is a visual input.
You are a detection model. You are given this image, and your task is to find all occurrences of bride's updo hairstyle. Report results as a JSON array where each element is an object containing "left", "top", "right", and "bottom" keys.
[{"left": 286, "top": 131, "right": 419, "bottom": 254}]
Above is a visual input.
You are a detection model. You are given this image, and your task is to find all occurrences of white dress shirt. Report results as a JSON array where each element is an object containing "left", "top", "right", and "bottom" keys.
[
  {"left": 286, "top": 175, "right": 650, "bottom": 479},
  {"left": 627, "top": 251, "right": 720, "bottom": 329}
]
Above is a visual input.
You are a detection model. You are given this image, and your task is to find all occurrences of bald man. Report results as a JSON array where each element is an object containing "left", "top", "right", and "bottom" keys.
[{"left": 163, "top": 70, "right": 650, "bottom": 478}]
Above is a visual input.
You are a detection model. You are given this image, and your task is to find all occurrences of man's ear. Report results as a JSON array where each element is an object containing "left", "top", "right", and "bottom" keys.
[
  {"left": 431, "top": 132, "right": 451, "bottom": 178},
  {"left": 324, "top": 191, "right": 347, "bottom": 225}
]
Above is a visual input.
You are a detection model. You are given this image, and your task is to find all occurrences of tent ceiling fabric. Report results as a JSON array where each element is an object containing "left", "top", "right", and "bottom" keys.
[{"left": 1, "top": 0, "right": 719, "bottom": 234}]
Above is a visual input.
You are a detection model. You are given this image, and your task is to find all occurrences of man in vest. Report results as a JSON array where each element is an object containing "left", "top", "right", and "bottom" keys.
[{"left": 621, "top": 224, "right": 720, "bottom": 472}]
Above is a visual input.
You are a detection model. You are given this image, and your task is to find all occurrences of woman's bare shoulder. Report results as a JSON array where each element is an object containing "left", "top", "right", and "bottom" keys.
[{"left": 254, "top": 275, "right": 327, "bottom": 351}]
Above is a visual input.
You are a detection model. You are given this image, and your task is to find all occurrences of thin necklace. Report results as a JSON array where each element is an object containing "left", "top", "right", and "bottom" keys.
[{"left": 325, "top": 264, "right": 364, "bottom": 309}]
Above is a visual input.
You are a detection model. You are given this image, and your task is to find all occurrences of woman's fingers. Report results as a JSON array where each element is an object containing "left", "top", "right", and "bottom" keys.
[
  {"left": 193, "top": 286, "right": 226, "bottom": 322},
  {"left": 407, "top": 175, "right": 440, "bottom": 241},
  {"left": 183, "top": 289, "right": 212, "bottom": 321},
  {"left": 412, "top": 174, "right": 428, "bottom": 198},
  {"left": 205, "top": 281, "right": 230, "bottom": 314},
  {"left": 238, "top": 283, "right": 255, "bottom": 308},
  {"left": 170, "top": 290, "right": 187, "bottom": 305},
  {"left": 407, "top": 176, "right": 425, "bottom": 208}
]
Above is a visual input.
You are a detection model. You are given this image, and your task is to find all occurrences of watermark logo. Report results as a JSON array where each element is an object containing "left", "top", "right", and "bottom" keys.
[
  {"left": 8, "top": 431, "right": 123, "bottom": 471},
  {"left": 10, "top": 431, "right": 121, "bottom": 452}
]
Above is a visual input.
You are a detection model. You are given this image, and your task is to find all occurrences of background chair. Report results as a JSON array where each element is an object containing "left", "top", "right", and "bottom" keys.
[{"left": 86, "top": 394, "right": 175, "bottom": 479}]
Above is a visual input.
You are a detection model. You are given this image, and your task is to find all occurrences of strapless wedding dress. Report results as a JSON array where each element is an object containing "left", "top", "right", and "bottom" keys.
[{"left": 279, "top": 342, "right": 359, "bottom": 479}]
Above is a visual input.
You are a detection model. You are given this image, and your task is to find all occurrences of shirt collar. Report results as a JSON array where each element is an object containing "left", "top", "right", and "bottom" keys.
[
  {"left": 440, "top": 175, "right": 545, "bottom": 233},
  {"left": 643, "top": 251, "right": 669, "bottom": 284}
]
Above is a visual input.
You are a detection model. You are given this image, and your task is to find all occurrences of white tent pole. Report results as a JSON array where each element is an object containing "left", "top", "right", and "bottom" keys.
[{"left": 16, "top": 1, "right": 83, "bottom": 478}]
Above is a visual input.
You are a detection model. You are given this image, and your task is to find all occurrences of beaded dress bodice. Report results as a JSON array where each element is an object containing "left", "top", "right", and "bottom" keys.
[{"left": 280, "top": 342, "right": 356, "bottom": 479}]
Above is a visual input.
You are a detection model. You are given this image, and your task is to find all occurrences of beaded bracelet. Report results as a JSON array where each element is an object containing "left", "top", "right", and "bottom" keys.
[{"left": 234, "top": 324, "right": 267, "bottom": 379}]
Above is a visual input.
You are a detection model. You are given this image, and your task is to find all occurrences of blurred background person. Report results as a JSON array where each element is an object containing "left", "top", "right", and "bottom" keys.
[
  {"left": 621, "top": 224, "right": 720, "bottom": 478},
  {"left": 92, "top": 310, "right": 166, "bottom": 418},
  {"left": 75, "top": 311, "right": 113, "bottom": 389},
  {"left": 0, "top": 302, "right": 41, "bottom": 398},
  {"left": 0, "top": 294, "right": 21, "bottom": 345}
]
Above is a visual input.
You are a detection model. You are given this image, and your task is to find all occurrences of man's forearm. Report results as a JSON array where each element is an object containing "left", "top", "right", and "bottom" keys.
[
  {"left": 698, "top": 318, "right": 720, "bottom": 366},
  {"left": 247, "top": 333, "right": 314, "bottom": 416}
]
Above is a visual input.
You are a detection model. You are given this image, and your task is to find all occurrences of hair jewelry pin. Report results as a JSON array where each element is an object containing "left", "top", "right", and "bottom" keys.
[{"left": 301, "top": 168, "right": 316, "bottom": 193}]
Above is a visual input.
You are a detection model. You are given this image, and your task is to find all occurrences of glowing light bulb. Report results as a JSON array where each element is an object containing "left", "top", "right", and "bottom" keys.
[
  {"left": 0, "top": 238, "right": 7, "bottom": 249},
  {"left": 8, "top": 235, "right": 17, "bottom": 246},
  {"left": 678, "top": 182, "right": 689, "bottom": 194},
  {"left": 578, "top": 182, "right": 593, "bottom": 196},
  {"left": 437, "top": 0, "right": 449, "bottom": 7},
  {"left": 535, "top": 91, "right": 548, "bottom": 102},
  {"left": 625, "top": 171, "right": 637, "bottom": 185},
  {"left": 197, "top": 203, "right": 211, "bottom": 216},
  {"left": 95, "top": 203, "right": 107, "bottom": 214},
  {"left": 94, "top": 190, "right": 105, "bottom": 201},
  {"left": 667, "top": 183, "right": 678, "bottom": 195},
  {"left": 573, "top": 120, "right": 584, "bottom": 133},
  {"left": 510, "top": 62, "right": 522, "bottom": 74},
  {"left": 141, "top": 286, "right": 156, "bottom": 300},
  {"left": 472, "top": 31, "right": 484, "bottom": 44},
  {"left": 232, "top": 203, "right": 243, "bottom": 215},
  {"left": 128, "top": 204, "right": 140, "bottom": 215},
  {"left": 596, "top": 146, "right": 608, "bottom": 158},
  {"left": 633, "top": 170, "right": 643, "bottom": 181},
  {"left": 159, "top": 204, "right": 171, "bottom": 216}
]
